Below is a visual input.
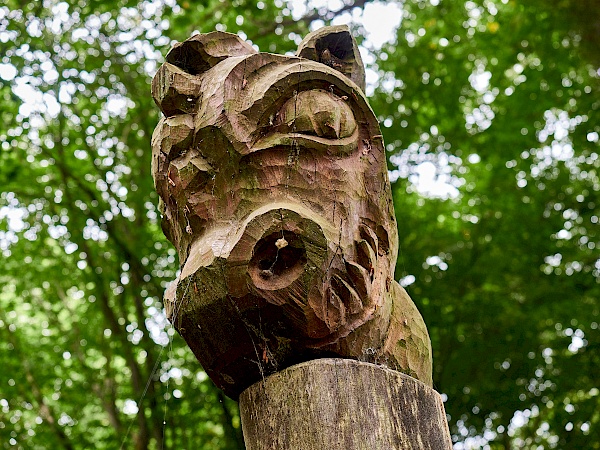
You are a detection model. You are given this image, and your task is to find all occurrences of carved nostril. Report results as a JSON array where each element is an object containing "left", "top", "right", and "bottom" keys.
[
  {"left": 258, "top": 259, "right": 274, "bottom": 271},
  {"left": 249, "top": 231, "right": 307, "bottom": 290}
]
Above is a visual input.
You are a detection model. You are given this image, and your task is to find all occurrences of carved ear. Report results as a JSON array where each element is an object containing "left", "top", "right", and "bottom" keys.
[
  {"left": 166, "top": 31, "right": 256, "bottom": 75},
  {"left": 297, "top": 25, "right": 366, "bottom": 92}
]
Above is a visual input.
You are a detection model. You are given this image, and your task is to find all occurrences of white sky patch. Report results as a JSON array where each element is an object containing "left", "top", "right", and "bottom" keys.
[
  {"left": 105, "top": 95, "right": 130, "bottom": 117},
  {"left": 537, "top": 109, "right": 581, "bottom": 144},
  {"left": 13, "top": 78, "right": 61, "bottom": 118},
  {"left": 123, "top": 399, "right": 139, "bottom": 415},
  {"left": 160, "top": 366, "right": 184, "bottom": 383},
  {"left": 411, "top": 161, "right": 460, "bottom": 198},
  {"left": 145, "top": 308, "right": 171, "bottom": 346},
  {"left": 49, "top": 1, "right": 70, "bottom": 34},
  {"left": 64, "top": 242, "right": 78, "bottom": 254},
  {"left": 399, "top": 274, "right": 415, "bottom": 287},
  {"left": 0, "top": 63, "right": 17, "bottom": 81},
  {"left": 470, "top": 70, "right": 492, "bottom": 93},
  {"left": 510, "top": 409, "right": 529, "bottom": 429},
  {"left": 355, "top": 2, "right": 403, "bottom": 48},
  {"left": 529, "top": 109, "right": 586, "bottom": 182},
  {"left": 569, "top": 334, "right": 585, "bottom": 352},
  {"left": 0, "top": 206, "right": 26, "bottom": 232},
  {"left": 291, "top": 0, "right": 402, "bottom": 49},
  {"left": 426, "top": 255, "right": 448, "bottom": 271}
]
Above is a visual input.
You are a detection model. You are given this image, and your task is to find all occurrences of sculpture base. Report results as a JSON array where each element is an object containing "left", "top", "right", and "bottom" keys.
[{"left": 239, "top": 358, "right": 452, "bottom": 449}]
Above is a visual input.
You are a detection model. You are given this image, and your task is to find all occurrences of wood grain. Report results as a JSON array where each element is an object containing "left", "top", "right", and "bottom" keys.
[
  {"left": 240, "top": 359, "right": 452, "bottom": 449},
  {"left": 151, "top": 26, "right": 434, "bottom": 399}
]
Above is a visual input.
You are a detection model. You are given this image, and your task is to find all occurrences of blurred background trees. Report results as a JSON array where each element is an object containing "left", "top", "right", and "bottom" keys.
[{"left": 0, "top": 0, "right": 597, "bottom": 448}]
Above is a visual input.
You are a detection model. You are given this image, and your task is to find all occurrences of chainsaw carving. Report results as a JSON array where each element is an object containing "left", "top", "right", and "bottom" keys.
[{"left": 151, "top": 26, "right": 432, "bottom": 398}]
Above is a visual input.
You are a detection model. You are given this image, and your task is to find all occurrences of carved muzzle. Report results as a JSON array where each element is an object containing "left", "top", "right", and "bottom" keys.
[{"left": 222, "top": 206, "right": 330, "bottom": 315}]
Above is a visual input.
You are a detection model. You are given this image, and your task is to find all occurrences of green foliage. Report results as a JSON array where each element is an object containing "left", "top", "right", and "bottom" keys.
[
  {"left": 373, "top": 0, "right": 599, "bottom": 447},
  {"left": 0, "top": 0, "right": 598, "bottom": 448}
]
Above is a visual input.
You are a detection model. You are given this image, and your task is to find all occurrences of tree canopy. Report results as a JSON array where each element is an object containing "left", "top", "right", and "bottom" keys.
[{"left": 0, "top": 0, "right": 598, "bottom": 449}]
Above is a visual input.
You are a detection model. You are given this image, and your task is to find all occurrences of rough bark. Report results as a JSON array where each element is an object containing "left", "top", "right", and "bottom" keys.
[
  {"left": 151, "top": 26, "right": 432, "bottom": 400},
  {"left": 239, "top": 359, "right": 452, "bottom": 450}
]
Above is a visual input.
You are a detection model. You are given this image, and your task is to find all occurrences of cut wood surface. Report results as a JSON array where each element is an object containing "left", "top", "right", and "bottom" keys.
[{"left": 240, "top": 358, "right": 453, "bottom": 450}]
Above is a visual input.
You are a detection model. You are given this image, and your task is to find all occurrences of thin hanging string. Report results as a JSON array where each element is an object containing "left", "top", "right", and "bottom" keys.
[
  {"left": 119, "top": 343, "right": 166, "bottom": 449},
  {"left": 160, "top": 277, "right": 192, "bottom": 450},
  {"left": 118, "top": 272, "right": 192, "bottom": 449}
]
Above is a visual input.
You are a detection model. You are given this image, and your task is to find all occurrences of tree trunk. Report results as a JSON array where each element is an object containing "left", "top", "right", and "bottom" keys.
[{"left": 239, "top": 359, "right": 452, "bottom": 449}]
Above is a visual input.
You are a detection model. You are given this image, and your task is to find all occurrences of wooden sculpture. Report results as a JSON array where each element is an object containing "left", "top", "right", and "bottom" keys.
[{"left": 151, "top": 26, "right": 432, "bottom": 399}]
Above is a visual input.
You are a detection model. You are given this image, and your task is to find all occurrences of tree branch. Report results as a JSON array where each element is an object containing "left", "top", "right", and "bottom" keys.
[{"left": 252, "top": 0, "right": 373, "bottom": 39}]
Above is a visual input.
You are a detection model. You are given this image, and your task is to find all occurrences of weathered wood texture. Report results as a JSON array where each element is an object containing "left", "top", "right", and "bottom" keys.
[
  {"left": 151, "top": 26, "right": 433, "bottom": 399},
  {"left": 240, "top": 359, "right": 452, "bottom": 450}
]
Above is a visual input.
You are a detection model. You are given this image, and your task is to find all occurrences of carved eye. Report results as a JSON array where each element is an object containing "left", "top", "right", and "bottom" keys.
[
  {"left": 275, "top": 89, "right": 356, "bottom": 139},
  {"left": 249, "top": 89, "right": 359, "bottom": 155}
]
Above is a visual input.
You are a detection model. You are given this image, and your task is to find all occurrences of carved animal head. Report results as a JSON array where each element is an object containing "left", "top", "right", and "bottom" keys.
[{"left": 151, "top": 26, "right": 431, "bottom": 398}]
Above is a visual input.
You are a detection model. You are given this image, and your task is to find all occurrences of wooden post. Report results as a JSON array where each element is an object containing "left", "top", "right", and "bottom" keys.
[
  {"left": 240, "top": 359, "right": 452, "bottom": 450},
  {"left": 151, "top": 26, "right": 452, "bottom": 448}
]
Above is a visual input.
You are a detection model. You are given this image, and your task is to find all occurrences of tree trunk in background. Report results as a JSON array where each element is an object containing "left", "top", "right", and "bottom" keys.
[{"left": 239, "top": 359, "right": 452, "bottom": 449}]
